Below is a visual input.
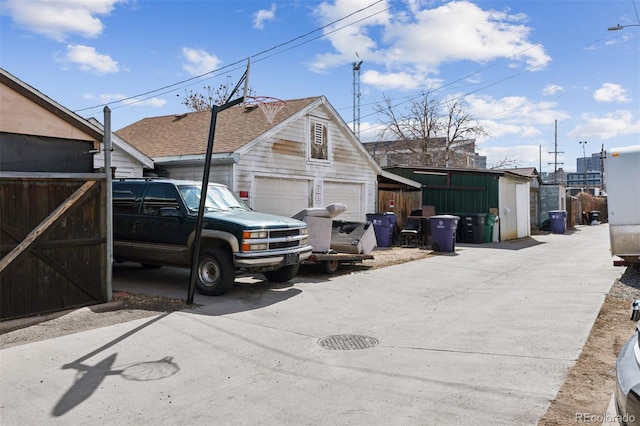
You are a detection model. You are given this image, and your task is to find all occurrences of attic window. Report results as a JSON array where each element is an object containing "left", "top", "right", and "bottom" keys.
[{"left": 309, "top": 118, "right": 329, "bottom": 161}]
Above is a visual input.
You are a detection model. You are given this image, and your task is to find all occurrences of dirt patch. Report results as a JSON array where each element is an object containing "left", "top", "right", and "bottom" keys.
[{"left": 539, "top": 266, "right": 640, "bottom": 425}]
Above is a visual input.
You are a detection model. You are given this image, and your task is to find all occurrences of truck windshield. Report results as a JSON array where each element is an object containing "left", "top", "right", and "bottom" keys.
[{"left": 178, "top": 185, "right": 250, "bottom": 212}]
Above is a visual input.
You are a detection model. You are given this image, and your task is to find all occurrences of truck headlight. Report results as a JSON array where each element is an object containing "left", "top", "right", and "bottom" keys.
[
  {"left": 243, "top": 231, "right": 268, "bottom": 239},
  {"left": 242, "top": 242, "right": 268, "bottom": 251}
]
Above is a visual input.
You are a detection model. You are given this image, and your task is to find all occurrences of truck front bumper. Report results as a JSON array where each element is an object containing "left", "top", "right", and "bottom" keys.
[{"left": 234, "top": 246, "right": 313, "bottom": 269}]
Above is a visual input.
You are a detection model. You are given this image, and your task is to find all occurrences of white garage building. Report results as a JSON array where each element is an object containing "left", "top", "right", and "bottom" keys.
[{"left": 116, "top": 96, "right": 380, "bottom": 222}]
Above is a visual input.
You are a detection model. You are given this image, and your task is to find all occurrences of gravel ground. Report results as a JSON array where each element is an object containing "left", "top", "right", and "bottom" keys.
[{"left": 607, "top": 265, "right": 640, "bottom": 300}]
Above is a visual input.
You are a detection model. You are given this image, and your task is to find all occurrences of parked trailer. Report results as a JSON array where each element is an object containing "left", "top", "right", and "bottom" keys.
[
  {"left": 606, "top": 145, "right": 640, "bottom": 266},
  {"left": 305, "top": 252, "right": 374, "bottom": 274}
]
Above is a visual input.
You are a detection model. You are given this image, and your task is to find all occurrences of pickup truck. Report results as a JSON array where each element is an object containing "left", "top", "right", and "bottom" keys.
[{"left": 112, "top": 178, "right": 312, "bottom": 295}]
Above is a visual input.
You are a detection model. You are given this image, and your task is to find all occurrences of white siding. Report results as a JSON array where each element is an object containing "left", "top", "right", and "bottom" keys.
[
  {"left": 498, "top": 177, "right": 530, "bottom": 241},
  {"left": 165, "top": 164, "right": 232, "bottom": 187},
  {"left": 516, "top": 182, "right": 531, "bottom": 238},
  {"left": 150, "top": 102, "right": 379, "bottom": 222},
  {"left": 232, "top": 105, "right": 377, "bottom": 222},
  {"left": 498, "top": 178, "right": 518, "bottom": 241},
  {"left": 94, "top": 143, "right": 144, "bottom": 178},
  {"left": 253, "top": 177, "right": 311, "bottom": 216},
  {"left": 323, "top": 181, "right": 364, "bottom": 222}
]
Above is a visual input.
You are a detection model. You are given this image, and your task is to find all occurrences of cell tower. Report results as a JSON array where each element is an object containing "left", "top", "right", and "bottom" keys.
[{"left": 352, "top": 59, "right": 363, "bottom": 139}]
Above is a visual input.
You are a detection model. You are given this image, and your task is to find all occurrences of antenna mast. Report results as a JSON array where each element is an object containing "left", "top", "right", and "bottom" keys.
[{"left": 352, "top": 58, "right": 363, "bottom": 139}]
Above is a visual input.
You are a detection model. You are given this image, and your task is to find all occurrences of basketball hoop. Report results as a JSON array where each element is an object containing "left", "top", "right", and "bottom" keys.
[{"left": 245, "top": 96, "right": 286, "bottom": 124}]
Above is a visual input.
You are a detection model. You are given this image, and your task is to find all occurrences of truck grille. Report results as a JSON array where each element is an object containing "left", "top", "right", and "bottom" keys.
[
  {"left": 269, "top": 240, "right": 301, "bottom": 250},
  {"left": 270, "top": 229, "right": 302, "bottom": 238},
  {"left": 267, "top": 228, "right": 306, "bottom": 250}
]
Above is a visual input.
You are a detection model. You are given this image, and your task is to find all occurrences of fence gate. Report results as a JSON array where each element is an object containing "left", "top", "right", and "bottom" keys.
[{"left": 0, "top": 177, "right": 107, "bottom": 320}]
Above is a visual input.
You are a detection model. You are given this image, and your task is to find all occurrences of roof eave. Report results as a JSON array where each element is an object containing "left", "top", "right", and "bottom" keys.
[
  {"left": 153, "top": 153, "right": 240, "bottom": 166},
  {"left": 1, "top": 68, "right": 103, "bottom": 142}
]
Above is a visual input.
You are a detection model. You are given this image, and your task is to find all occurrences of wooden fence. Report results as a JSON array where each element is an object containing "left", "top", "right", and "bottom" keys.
[{"left": 0, "top": 176, "right": 107, "bottom": 320}]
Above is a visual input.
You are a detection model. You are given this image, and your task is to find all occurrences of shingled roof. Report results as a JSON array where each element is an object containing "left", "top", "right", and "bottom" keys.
[{"left": 115, "top": 96, "right": 319, "bottom": 158}]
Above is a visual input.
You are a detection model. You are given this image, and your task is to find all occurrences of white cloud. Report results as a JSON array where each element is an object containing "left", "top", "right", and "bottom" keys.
[
  {"left": 2, "top": 0, "right": 123, "bottom": 42},
  {"left": 593, "top": 83, "right": 630, "bottom": 103},
  {"left": 361, "top": 70, "right": 424, "bottom": 90},
  {"left": 62, "top": 44, "right": 119, "bottom": 74},
  {"left": 466, "top": 94, "right": 568, "bottom": 141},
  {"left": 568, "top": 110, "right": 640, "bottom": 140},
  {"left": 182, "top": 47, "right": 221, "bottom": 76},
  {"left": 311, "top": 0, "right": 551, "bottom": 88},
  {"left": 479, "top": 145, "right": 550, "bottom": 169},
  {"left": 542, "top": 84, "right": 563, "bottom": 96},
  {"left": 83, "top": 92, "right": 167, "bottom": 107},
  {"left": 253, "top": 3, "right": 276, "bottom": 30}
]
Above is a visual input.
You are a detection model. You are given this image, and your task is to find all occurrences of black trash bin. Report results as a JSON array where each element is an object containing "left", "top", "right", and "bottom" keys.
[
  {"left": 429, "top": 215, "right": 460, "bottom": 252},
  {"left": 462, "top": 213, "right": 486, "bottom": 244},
  {"left": 588, "top": 210, "right": 601, "bottom": 224}
]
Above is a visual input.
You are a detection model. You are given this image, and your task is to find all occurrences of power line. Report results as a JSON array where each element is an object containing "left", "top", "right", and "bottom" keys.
[{"left": 75, "top": 0, "right": 388, "bottom": 114}]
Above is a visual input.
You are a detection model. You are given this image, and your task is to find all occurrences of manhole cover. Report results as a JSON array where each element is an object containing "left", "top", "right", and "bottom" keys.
[{"left": 317, "top": 334, "right": 378, "bottom": 350}]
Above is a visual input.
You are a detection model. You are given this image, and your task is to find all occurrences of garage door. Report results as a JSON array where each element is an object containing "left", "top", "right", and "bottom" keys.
[
  {"left": 253, "top": 177, "right": 310, "bottom": 217},
  {"left": 323, "top": 181, "right": 363, "bottom": 221}
]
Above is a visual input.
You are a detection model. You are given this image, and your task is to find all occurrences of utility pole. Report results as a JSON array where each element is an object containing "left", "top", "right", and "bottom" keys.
[
  {"left": 600, "top": 143, "right": 606, "bottom": 192},
  {"left": 547, "top": 119, "right": 564, "bottom": 184}
]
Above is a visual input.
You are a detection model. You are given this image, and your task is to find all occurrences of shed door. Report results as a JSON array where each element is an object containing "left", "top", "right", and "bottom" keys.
[
  {"left": 516, "top": 183, "right": 530, "bottom": 238},
  {"left": 253, "top": 177, "right": 310, "bottom": 217},
  {"left": 323, "top": 181, "right": 364, "bottom": 222}
]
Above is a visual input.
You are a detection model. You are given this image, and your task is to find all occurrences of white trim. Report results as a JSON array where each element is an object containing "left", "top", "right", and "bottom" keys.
[
  {"left": 153, "top": 153, "right": 240, "bottom": 165},
  {"left": 380, "top": 170, "right": 422, "bottom": 188}
]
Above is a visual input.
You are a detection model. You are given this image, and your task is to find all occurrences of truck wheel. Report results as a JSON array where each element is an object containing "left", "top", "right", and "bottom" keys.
[
  {"left": 196, "top": 247, "right": 235, "bottom": 296},
  {"left": 323, "top": 260, "right": 339, "bottom": 274},
  {"left": 263, "top": 264, "right": 300, "bottom": 282}
]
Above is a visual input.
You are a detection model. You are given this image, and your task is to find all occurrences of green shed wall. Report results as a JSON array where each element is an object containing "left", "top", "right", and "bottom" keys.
[{"left": 385, "top": 168, "right": 500, "bottom": 214}]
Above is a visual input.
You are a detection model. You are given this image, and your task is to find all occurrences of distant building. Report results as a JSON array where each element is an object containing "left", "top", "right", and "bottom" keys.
[
  {"left": 566, "top": 170, "right": 602, "bottom": 188},
  {"left": 363, "top": 137, "right": 478, "bottom": 168},
  {"left": 475, "top": 153, "right": 487, "bottom": 169},
  {"left": 577, "top": 152, "right": 604, "bottom": 173},
  {"left": 542, "top": 168, "right": 567, "bottom": 185}
]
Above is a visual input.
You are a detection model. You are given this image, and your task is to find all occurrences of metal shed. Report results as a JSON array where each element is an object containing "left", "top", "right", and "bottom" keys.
[{"left": 384, "top": 166, "right": 531, "bottom": 242}]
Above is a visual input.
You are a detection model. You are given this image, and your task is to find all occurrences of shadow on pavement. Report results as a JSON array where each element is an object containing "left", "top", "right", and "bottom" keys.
[{"left": 53, "top": 313, "right": 176, "bottom": 416}]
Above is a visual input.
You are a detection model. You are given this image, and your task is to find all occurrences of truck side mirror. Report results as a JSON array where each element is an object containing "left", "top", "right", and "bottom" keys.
[{"left": 159, "top": 207, "right": 183, "bottom": 218}]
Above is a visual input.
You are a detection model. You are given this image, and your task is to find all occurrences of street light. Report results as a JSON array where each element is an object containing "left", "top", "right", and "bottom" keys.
[
  {"left": 608, "top": 24, "right": 640, "bottom": 30},
  {"left": 579, "top": 141, "right": 588, "bottom": 185}
]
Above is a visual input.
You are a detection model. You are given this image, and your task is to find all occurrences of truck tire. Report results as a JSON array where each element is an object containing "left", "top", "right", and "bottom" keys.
[
  {"left": 263, "top": 264, "right": 300, "bottom": 282},
  {"left": 196, "top": 247, "right": 235, "bottom": 296},
  {"left": 323, "top": 260, "right": 340, "bottom": 274}
]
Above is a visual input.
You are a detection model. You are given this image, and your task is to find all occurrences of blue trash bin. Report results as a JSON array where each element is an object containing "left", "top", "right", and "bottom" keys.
[
  {"left": 429, "top": 215, "right": 460, "bottom": 252},
  {"left": 366, "top": 213, "right": 395, "bottom": 247},
  {"left": 549, "top": 210, "right": 567, "bottom": 234}
]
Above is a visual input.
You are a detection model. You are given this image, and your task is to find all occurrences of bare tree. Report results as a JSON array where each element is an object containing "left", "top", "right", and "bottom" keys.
[
  {"left": 440, "top": 97, "right": 489, "bottom": 167},
  {"left": 178, "top": 83, "right": 254, "bottom": 111},
  {"left": 374, "top": 91, "right": 488, "bottom": 168},
  {"left": 488, "top": 158, "right": 521, "bottom": 170}
]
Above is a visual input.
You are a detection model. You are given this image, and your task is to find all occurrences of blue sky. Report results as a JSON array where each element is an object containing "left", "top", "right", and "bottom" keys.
[{"left": 1, "top": 0, "right": 639, "bottom": 172}]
